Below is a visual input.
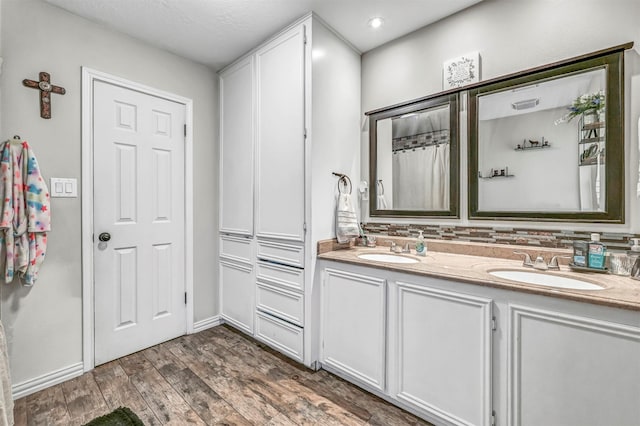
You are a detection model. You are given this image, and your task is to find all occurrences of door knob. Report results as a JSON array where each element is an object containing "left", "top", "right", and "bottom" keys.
[{"left": 98, "top": 232, "right": 111, "bottom": 242}]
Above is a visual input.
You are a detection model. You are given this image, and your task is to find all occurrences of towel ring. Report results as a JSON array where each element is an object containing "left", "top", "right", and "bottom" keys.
[{"left": 332, "top": 172, "right": 352, "bottom": 194}]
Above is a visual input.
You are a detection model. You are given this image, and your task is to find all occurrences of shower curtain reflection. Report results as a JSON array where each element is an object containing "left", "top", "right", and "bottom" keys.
[{"left": 392, "top": 143, "right": 450, "bottom": 210}]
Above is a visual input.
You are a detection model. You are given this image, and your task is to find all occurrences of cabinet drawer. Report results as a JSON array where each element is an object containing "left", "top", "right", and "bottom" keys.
[
  {"left": 257, "top": 261, "right": 304, "bottom": 292},
  {"left": 256, "top": 282, "right": 304, "bottom": 326},
  {"left": 255, "top": 311, "right": 304, "bottom": 362},
  {"left": 257, "top": 239, "right": 304, "bottom": 268},
  {"left": 220, "top": 234, "right": 253, "bottom": 264}
]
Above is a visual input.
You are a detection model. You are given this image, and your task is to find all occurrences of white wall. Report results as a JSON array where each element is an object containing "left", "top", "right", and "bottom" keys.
[
  {"left": 0, "top": 0, "right": 218, "bottom": 388},
  {"left": 478, "top": 107, "right": 579, "bottom": 211},
  {"left": 308, "top": 16, "right": 361, "bottom": 365},
  {"left": 362, "top": 0, "right": 640, "bottom": 232}
]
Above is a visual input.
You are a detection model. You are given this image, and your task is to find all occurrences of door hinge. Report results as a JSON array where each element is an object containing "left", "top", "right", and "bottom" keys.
[
  {"left": 491, "top": 410, "right": 496, "bottom": 426},
  {"left": 304, "top": 128, "right": 307, "bottom": 139},
  {"left": 184, "top": 124, "right": 187, "bottom": 137},
  {"left": 303, "top": 222, "right": 307, "bottom": 233},
  {"left": 303, "top": 33, "right": 307, "bottom": 45},
  {"left": 184, "top": 292, "right": 187, "bottom": 305},
  {"left": 491, "top": 316, "right": 497, "bottom": 331}
]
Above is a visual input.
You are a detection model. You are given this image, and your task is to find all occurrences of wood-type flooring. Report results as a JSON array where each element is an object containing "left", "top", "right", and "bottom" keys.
[{"left": 14, "top": 325, "right": 432, "bottom": 425}]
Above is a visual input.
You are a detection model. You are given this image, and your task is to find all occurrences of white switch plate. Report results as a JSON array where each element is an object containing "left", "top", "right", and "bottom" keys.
[{"left": 50, "top": 178, "right": 78, "bottom": 198}]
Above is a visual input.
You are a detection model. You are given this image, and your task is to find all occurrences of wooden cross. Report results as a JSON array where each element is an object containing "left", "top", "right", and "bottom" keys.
[{"left": 22, "top": 72, "right": 66, "bottom": 119}]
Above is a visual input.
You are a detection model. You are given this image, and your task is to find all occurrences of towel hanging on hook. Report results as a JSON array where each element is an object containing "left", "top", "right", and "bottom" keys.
[
  {"left": 332, "top": 172, "right": 352, "bottom": 194},
  {"left": 0, "top": 137, "right": 51, "bottom": 285},
  {"left": 333, "top": 172, "right": 360, "bottom": 243}
]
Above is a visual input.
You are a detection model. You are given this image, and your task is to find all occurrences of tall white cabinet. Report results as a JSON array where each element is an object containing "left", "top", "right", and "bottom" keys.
[
  {"left": 218, "top": 13, "right": 361, "bottom": 367},
  {"left": 255, "top": 25, "right": 306, "bottom": 242}
]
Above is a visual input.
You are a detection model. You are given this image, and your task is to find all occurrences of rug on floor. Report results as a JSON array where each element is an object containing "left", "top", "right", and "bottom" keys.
[{"left": 83, "top": 406, "right": 144, "bottom": 426}]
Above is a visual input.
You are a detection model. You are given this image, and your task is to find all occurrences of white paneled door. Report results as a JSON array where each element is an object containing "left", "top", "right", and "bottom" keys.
[{"left": 93, "top": 81, "right": 186, "bottom": 365}]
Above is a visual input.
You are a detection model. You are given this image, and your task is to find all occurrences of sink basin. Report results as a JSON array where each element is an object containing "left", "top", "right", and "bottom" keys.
[
  {"left": 357, "top": 253, "right": 419, "bottom": 264},
  {"left": 489, "top": 270, "right": 604, "bottom": 291}
]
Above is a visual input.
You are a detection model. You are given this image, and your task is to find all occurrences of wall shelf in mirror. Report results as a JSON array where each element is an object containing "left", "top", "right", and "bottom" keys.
[
  {"left": 468, "top": 42, "right": 632, "bottom": 223},
  {"left": 515, "top": 140, "right": 551, "bottom": 151},
  {"left": 479, "top": 174, "right": 515, "bottom": 180}
]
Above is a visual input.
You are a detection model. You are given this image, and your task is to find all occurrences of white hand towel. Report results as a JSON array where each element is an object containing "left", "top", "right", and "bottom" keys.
[
  {"left": 336, "top": 192, "right": 360, "bottom": 243},
  {"left": 377, "top": 194, "right": 388, "bottom": 209}
]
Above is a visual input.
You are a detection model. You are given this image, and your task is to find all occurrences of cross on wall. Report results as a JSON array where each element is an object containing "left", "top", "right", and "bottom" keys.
[{"left": 22, "top": 72, "right": 66, "bottom": 119}]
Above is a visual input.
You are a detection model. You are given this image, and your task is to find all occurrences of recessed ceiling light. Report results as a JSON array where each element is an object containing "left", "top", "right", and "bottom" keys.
[{"left": 368, "top": 17, "right": 384, "bottom": 29}]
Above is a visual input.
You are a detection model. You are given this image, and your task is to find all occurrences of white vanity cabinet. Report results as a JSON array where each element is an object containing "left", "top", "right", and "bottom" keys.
[
  {"left": 218, "top": 14, "right": 361, "bottom": 367},
  {"left": 319, "top": 259, "right": 640, "bottom": 426},
  {"left": 507, "top": 304, "right": 640, "bottom": 426},
  {"left": 388, "top": 280, "right": 493, "bottom": 426},
  {"left": 321, "top": 268, "right": 386, "bottom": 391}
]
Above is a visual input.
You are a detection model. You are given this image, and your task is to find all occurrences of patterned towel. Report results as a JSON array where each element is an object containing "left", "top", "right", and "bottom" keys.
[{"left": 0, "top": 139, "right": 51, "bottom": 285}]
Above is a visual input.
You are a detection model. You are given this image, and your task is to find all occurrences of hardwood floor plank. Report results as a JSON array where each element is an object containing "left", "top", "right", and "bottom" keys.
[
  {"left": 130, "top": 365, "right": 206, "bottom": 425},
  {"left": 164, "top": 367, "right": 247, "bottom": 425},
  {"left": 12, "top": 396, "right": 26, "bottom": 426},
  {"left": 118, "top": 350, "right": 155, "bottom": 376},
  {"left": 166, "top": 335, "right": 283, "bottom": 424},
  {"left": 205, "top": 327, "right": 376, "bottom": 423},
  {"left": 195, "top": 329, "right": 366, "bottom": 426},
  {"left": 61, "top": 369, "right": 109, "bottom": 420},
  {"left": 215, "top": 326, "right": 431, "bottom": 425},
  {"left": 92, "top": 361, "right": 161, "bottom": 426},
  {"left": 25, "top": 386, "right": 70, "bottom": 426},
  {"left": 143, "top": 342, "right": 187, "bottom": 378},
  {"left": 17, "top": 325, "right": 433, "bottom": 426},
  {"left": 310, "top": 370, "right": 432, "bottom": 426}
]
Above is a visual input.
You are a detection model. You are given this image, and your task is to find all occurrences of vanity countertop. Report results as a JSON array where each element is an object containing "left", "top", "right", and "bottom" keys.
[{"left": 317, "top": 240, "right": 640, "bottom": 311}]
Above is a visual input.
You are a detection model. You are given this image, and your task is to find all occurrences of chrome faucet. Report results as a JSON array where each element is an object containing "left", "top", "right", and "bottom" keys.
[
  {"left": 402, "top": 242, "right": 411, "bottom": 253},
  {"left": 389, "top": 241, "right": 403, "bottom": 253},
  {"left": 532, "top": 255, "right": 549, "bottom": 271},
  {"left": 514, "top": 251, "right": 569, "bottom": 271},
  {"left": 514, "top": 251, "right": 534, "bottom": 268}
]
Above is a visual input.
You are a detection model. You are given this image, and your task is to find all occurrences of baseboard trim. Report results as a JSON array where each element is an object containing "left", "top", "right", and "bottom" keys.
[
  {"left": 193, "top": 315, "right": 222, "bottom": 333},
  {"left": 12, "top": 362, "right": 84, "bottom": 400}
]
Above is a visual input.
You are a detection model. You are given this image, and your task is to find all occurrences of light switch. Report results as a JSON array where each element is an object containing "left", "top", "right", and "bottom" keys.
[{"left": 50, "top": 178, "right": 78, "bottom": 198}]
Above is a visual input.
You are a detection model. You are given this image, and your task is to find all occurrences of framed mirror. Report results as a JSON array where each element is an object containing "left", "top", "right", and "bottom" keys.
[
  {"left": 368, "top": 93, "right": 459, "bottom": 217},
  {"left": 468, "top": 48, "right": 625, "bottom": 222}
]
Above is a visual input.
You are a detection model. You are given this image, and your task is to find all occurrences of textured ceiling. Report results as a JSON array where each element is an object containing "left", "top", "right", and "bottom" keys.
[{"left": 44, "top": 0, "right": 482, "bottom": 70}]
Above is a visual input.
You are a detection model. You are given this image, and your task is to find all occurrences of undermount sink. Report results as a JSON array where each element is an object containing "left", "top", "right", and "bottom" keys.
[
  {"left": 357, "top": 253, "right": 420, "bottom": 264},
  {"left": 489, "top": 269, "right": 604, "bottom": 291}
]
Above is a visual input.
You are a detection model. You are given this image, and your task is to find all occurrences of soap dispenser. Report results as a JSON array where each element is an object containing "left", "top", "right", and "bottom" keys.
[{"left": 415, "top": 231, "right": 426, "bottom": 256}]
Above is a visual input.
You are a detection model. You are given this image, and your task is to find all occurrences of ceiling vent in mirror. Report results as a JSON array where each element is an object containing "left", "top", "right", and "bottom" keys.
[{"left": 511, "top": 98, "right": 540, "bottom": 110}]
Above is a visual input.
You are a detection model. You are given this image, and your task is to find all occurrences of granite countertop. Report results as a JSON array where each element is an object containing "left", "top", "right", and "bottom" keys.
[{"left": 317, "top": 239, "right": 640, "bottom": 311}]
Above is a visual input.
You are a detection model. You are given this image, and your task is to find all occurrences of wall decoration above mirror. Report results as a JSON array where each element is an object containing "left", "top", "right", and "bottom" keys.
[
  {"left": 469, "top": 43, "right": 631, "bottom": 223},
  {"left": 367, "top": 93, "right": 459, "bottom": 218}
]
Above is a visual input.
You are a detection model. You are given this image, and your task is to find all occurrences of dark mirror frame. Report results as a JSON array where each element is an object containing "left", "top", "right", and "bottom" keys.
[
  {"left": 367, "top": 93, "right": 460, "bottom": 218},
  {"left": 469, "top": 45, "right": 629, "bottom": 223}
]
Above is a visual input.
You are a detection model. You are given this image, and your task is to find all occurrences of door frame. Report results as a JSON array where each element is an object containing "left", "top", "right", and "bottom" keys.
[{"left": 81, "top": 67, "right": 194, "bottom": 372}]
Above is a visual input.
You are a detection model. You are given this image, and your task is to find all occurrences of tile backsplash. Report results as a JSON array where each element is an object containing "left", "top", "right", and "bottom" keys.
[{"left": 361, "top": 223, "right": 638, "bottom": 252}]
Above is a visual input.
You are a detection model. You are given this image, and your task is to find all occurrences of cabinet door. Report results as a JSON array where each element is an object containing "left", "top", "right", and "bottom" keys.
[
  {"left": 220, "top": 259, "right": 254, "bottom": 334},
  {"left": 255, "top": 23, "right": 306, "bottom": 242},
  {"left": 508, "top": 304, "right": 640, "bottom": 426},
  {"left": 321, "top": 268, "right": 386, "bottom": 392},
  {"left": 219, "top": 57, "right": 254, "bottom": 236},
  {"left": 388, "top": 281, "right": 493, "bottom": 426}
]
